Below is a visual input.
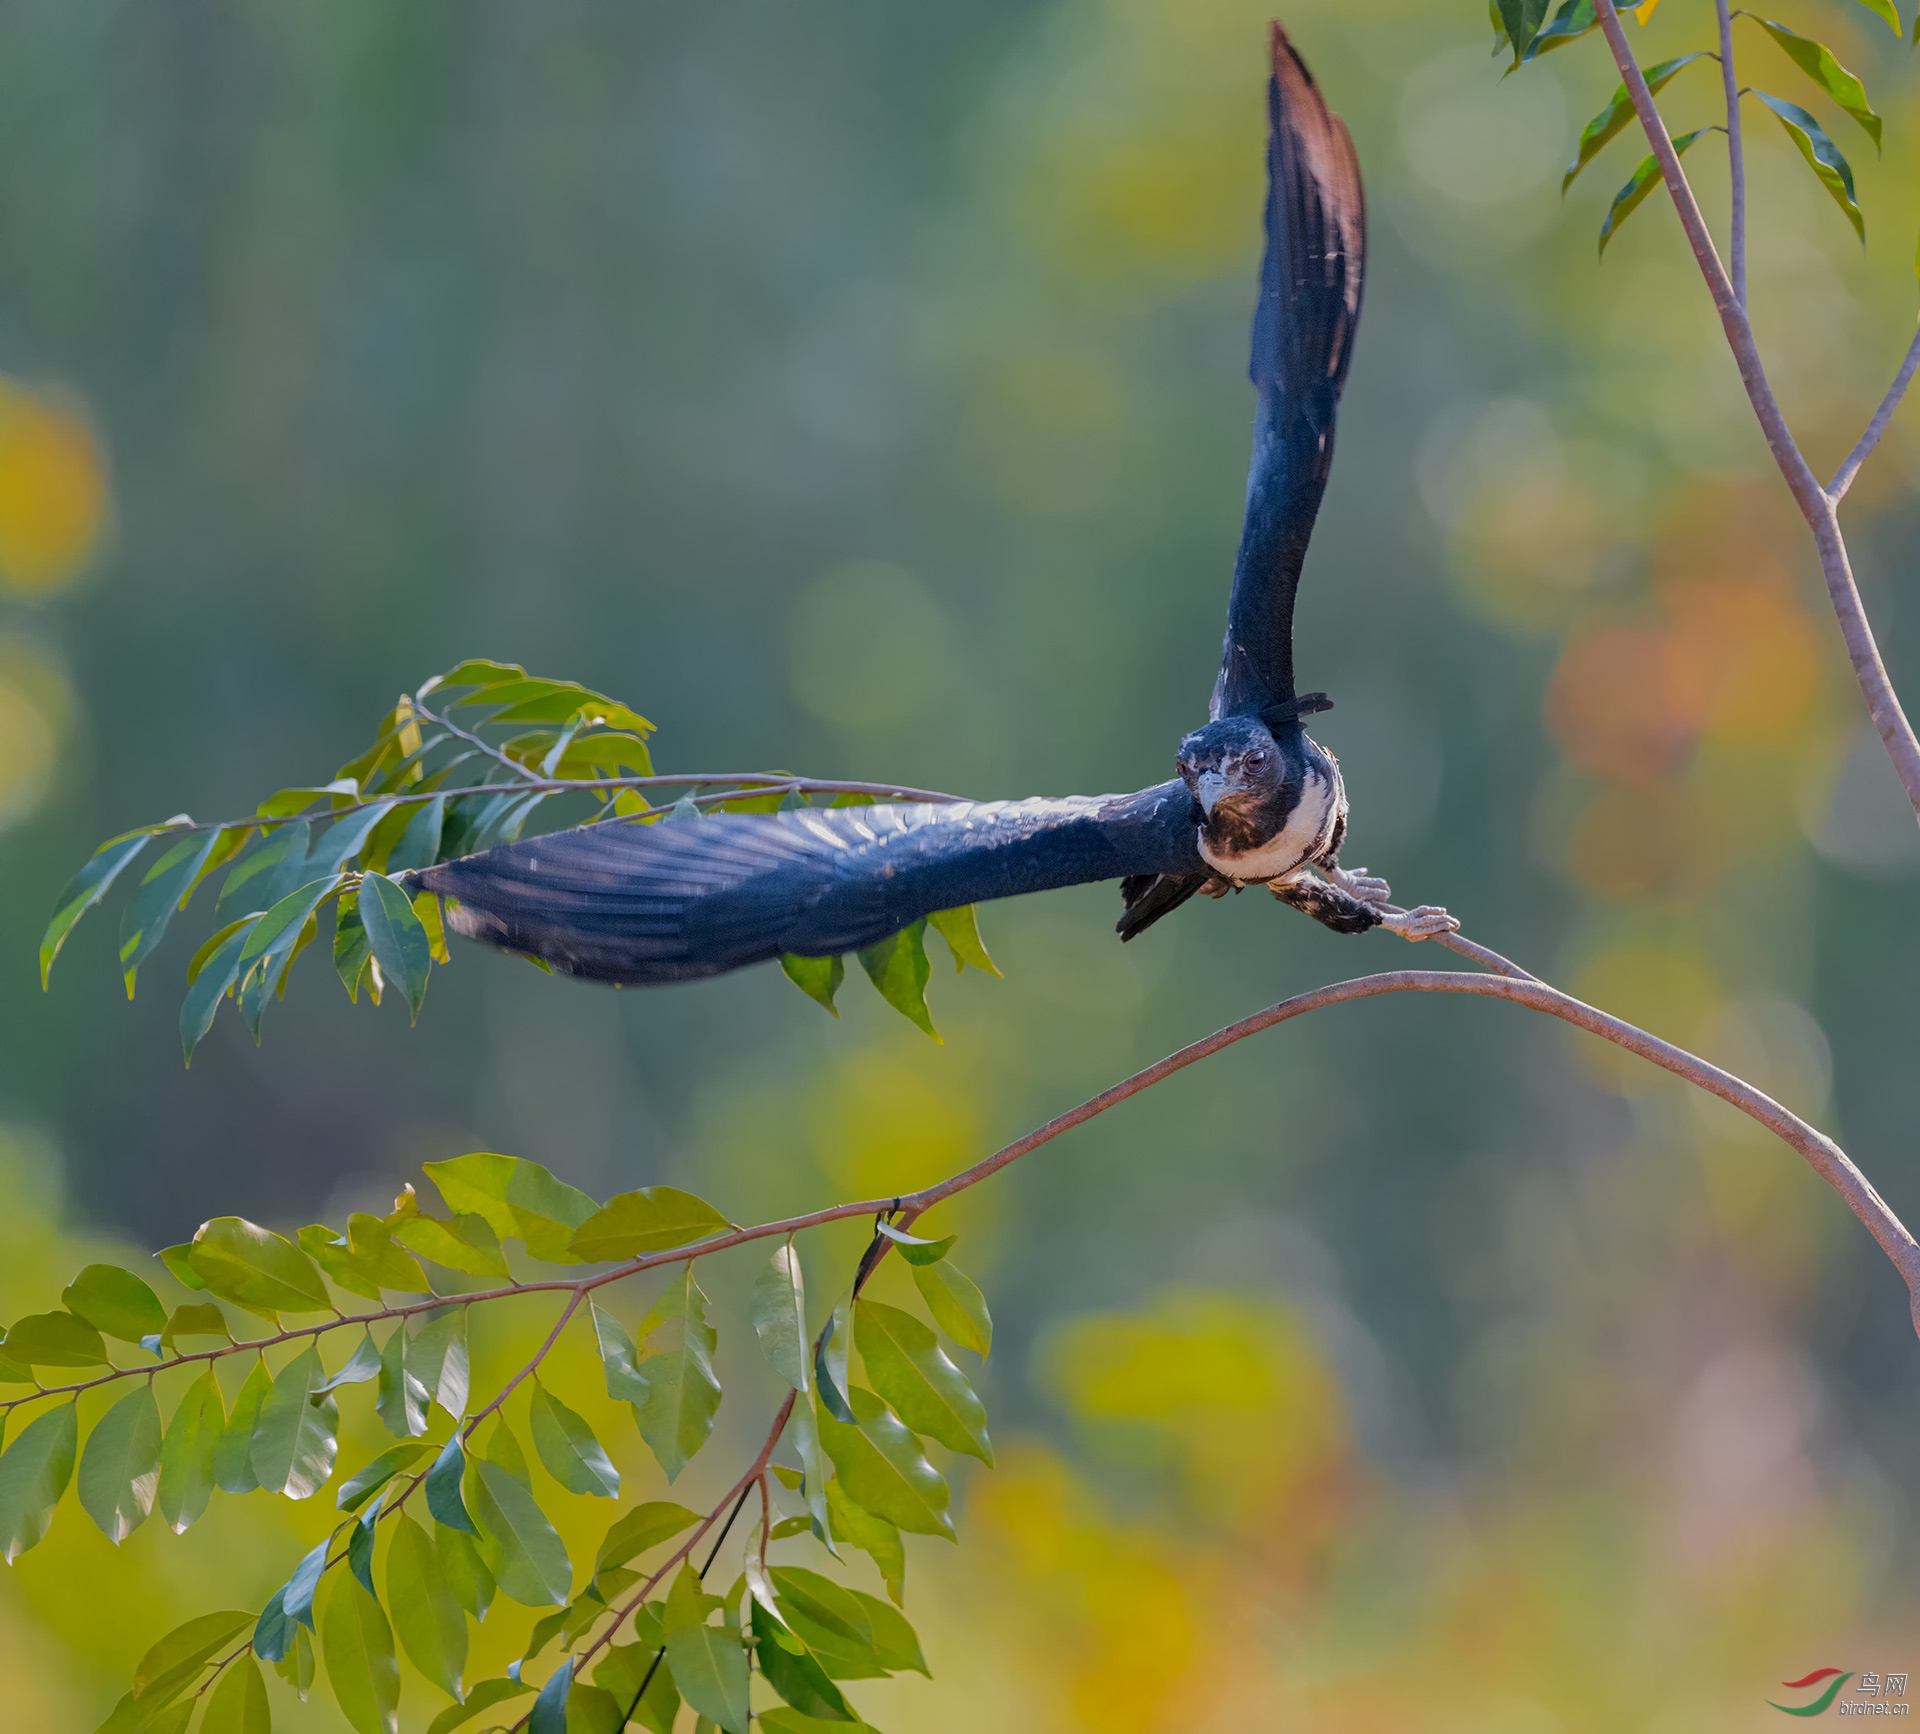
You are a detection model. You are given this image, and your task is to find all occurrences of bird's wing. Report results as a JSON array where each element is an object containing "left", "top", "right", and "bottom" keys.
[
  {"left": 1211, "top": 22, "right": 1366, "bottom": 721},
  {"left": 416, "top": 783, "right": 1203, "bottom": 985}
]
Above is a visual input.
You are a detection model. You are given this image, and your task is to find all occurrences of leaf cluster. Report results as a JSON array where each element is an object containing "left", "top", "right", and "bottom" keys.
[
  {"left": 41, "top": 662, "right": 1001, "bottom": 1055},
  {"left": 0, "top": 1152, "right": 994, "bottom": 1734}
]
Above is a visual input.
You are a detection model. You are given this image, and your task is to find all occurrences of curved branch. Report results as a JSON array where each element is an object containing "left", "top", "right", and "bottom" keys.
[
  {"left": 1830, "top": 321, "right": 1920, "bottom": 502},
  {"left": 905, "top": 968, "right": 1920, "bottom": 1312}
]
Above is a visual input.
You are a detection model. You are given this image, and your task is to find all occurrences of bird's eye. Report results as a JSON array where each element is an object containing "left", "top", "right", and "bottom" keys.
[{"left": 1247, "top": 751, "right": 1267, "bottom": 768}]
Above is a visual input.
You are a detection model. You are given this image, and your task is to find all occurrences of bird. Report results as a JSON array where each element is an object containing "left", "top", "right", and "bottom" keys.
[{"left": 418, "top": 21, "right": 1457, "bottom": 987}]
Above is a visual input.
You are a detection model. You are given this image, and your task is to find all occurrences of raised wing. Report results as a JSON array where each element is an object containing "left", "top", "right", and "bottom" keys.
[
  {"left": 1211, "top": 22, "right": 1366, "bottom": 721},
  {"left": 416, "top": 784, "right": 1202, "bottom": 985}
]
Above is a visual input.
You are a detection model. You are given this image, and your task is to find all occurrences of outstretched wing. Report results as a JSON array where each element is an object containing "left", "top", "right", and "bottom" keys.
[
  {"left": 416, "top": 783, "right": 1202, "bottom": 985},
  {"left": 1211, "top": 21, "right": 1366, "bottom": 721}
]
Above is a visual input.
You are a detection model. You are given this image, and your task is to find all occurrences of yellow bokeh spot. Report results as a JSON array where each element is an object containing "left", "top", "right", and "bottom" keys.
[
  {"left": 0, "top": 639, "right": 73, "bottom": 830},
  {"left": 806, "top": 1044, "right": 981, "bottom": 1199},
  {"left": 1570, "top": 939, "right": 1722, "bottom": 1091},
  {"left": 0, "top": 376, "right": 108, "bottom": 595}
]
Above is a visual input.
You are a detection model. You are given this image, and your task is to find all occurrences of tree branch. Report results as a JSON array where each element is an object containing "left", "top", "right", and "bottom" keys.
[
  {"left": 1591, "top": 0, "right": 1920, "bottom": 823},
  {"left": 1830, "top": 321, "right": 1920, "bottom": 502},
  {"left": 1715, "top": 0, "right": 1746, "bottom": 307}
]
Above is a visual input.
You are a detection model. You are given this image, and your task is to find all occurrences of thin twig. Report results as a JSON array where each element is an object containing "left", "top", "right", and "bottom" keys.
[
  {"left": 1716, "top": 0, "right": 1746, "bottom": 308},
  {"left": 1591, "top": 0, "right": 1920, "bottom": 819},
  {"left": 1830, "top": 321, "right": 1920, "bottom": 502}
]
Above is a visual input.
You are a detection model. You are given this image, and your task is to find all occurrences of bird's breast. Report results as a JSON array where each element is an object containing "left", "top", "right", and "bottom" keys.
[{"left": 1196, "top": 763, "right": 1338, "bottom": 883}]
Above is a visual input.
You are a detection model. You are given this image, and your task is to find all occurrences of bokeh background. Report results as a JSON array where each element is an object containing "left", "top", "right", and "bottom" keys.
[{"left": 3, "top": 0, "right": 1920, "bottom": 1727}]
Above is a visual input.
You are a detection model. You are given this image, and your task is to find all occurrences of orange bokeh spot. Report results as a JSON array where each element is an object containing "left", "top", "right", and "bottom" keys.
[
  {"left": 0, "top": 378, "right": 108, "bottom": 595},
  {"left": 1546, "top": 626, "right": 1698, "bottom": 783}
]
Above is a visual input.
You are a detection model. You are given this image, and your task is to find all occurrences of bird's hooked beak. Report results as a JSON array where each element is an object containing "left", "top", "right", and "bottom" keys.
[{"left": 1194, "top": 770, "right": 1228, "bottom": 817}]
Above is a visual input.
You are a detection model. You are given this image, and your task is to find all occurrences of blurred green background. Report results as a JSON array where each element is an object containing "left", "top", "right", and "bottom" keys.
[{"left": 4, "top": 0, "right": 1920, "bottom": 1726}]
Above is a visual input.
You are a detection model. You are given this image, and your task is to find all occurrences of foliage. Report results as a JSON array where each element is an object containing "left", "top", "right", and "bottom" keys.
[
  {"left": 38, "top": 663, "right": 999, "bottom": 1056},
  {"left": 0, "top": 1150, "right": 992, "bottom": 1733}
]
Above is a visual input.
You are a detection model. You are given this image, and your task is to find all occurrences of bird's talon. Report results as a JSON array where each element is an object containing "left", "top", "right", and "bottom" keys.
[
  {"left": 1331, "top": 866, "right": 1392, "bottom": 905},
  {"left": 1381, "top": 904, "right": 1459, "bottom": 941}
]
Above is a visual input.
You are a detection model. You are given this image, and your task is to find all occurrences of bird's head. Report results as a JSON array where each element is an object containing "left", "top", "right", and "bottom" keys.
[{"left": 1177, "top": 715, "right": 1298, "bottom": 828}]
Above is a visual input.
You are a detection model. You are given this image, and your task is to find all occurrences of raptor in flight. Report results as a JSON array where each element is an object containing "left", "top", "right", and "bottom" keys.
[{"left": 422, "top": 22, "right": 1456, "bottom": 985}]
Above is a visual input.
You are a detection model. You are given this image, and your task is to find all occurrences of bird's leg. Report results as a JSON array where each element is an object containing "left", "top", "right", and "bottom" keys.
[
  {"left": 1267, "top": 871, "right": 1385, "bottom": 935},
  {"left": 1302, "top": 860, "right": 1462, "bottom": 943}
]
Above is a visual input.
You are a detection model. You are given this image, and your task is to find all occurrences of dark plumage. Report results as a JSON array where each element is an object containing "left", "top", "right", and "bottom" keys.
[{"left": 421, "top": 22, "right": 1455, "bottom": 987}]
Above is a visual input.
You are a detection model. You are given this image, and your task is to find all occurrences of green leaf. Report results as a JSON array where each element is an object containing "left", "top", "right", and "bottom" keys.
[
  {"left": 408, "top": 1310, "right": 472, "bottom": 1419},
  {"left": 595, "top": 1500, "right": 701, "bottom": 1572},
  {"left": 817, "top": 1388, "right": 954, "bottom": 1540},
  {"left": 299, "top": 1219, "right": 430, "bottom": 1301},
  {"left": 816, "top": 1304, "right": 853, "bottom": 1425},
  {"left": 592, "top": 1644, "right": 678, "bottom": 1734},
  {"left": 272, "top": 1624, "right": 316, "bottom": 1700},
  {"left": 387, "top": 1511, "right": 468, "bottom": 1701},
  {"left": 751, "top": 1242, "right": 809, "bottom": 1394},
  {"left": 927, "top": 905, "right": 1000, "bottom": 976},
  {"left": 1753, "top": 91, "right": 1866, "bottom": 241},
  {"left": 530, "top": 1384, "right": 620, "bottom": 1498},
  {"left": 781, "top": 954, "right": 844, "bottom": 1015},
  {"left": 389, "top": 1209, "right": 510, "bottom": 1281},
  {"left": 321, "top": 1573, "right": 401, "bottom": 1734},
  {"left": 911, "top": 1257, "right": 992, "bottom": 1356},
  {"left": 425, "top": 1678, "right": 530, "bottom": 1734},
  {"left": 2, "top": 1309, "right": 108, "bottom": 1367},
  {"left": 766, "top": 1567, "right": 884, "bottom": 1680},
  {"left": 1599, "top": 129, "right": 1710, "bottom": 255},
  {"left": 313, "top": 1333, "right": 383, "bottom": 1395},
  {"left": 436, "top": 1521, "right": 496, "bottom": 1620},
  {"left": 872, "top": 1222, "right": 954, "bottom": 1267},
  {"left": 188, "top": 1218, "right": 331, "bottom": 1315},
  {"left": 214, "top": 1360, "right": 272, "bottom": 1495},
  {"left": 61, "top": 1264, "right": 166, "bottom": 1342},
  {"left": 423, "top": 1153, "right": 599, "bottom": 1263},
  {"left": 751, "top": 1600, "right": 856, "bottom": 1721},
  {"left": 235, "top": 874, "right": 344, "bottom": 1025},
  {"left": 856, "top": 920, "right": 939, "bottom": 1040},
  {"left": 307, "top": 800, "right": 399, "bottom": 877},
  {"left": 357, "top": 871, "right": 433, "bottom": 1021},
  {"left": 529, "top": 1657, "right": 573, "bottom": 1734},
  {"left": 426, "top": 1432, "right": 477, "bottom": 1534},
  {"left": 470, "top": 1457, "right": 573, "bottom": 1606},
  {"left": 337, "top": 1440, "right": 430, "bottom": 1513},
  {"left": 567, "top": 1187, "right": 731, "bottom": 1262},
  {"left": 348, "top": 1502, "right": 380, "bottom": 1596},
  {"left": 633, "top": 1267, "right": 722, "bottom": 1482},
  {"left": 1853, "top": 0, "right": 1902, "bottom": 33},
  {"left": 254, "top": 1538, "right": 328, "bottom": 1662},
  {"left": 382, "top": 796, "right": 445, "bottom": 875},
  {"left": 854, "top": 1298, "right": 992, "bottom": 1464},
  {"left": 591, "top": 1301, "right": 650, "bottom": 1406},
  {"left": 1563, "top": 54, "right": 1710, "bottom": 193},
  {"left": 251, "top": 1345, "right": 339, "bottom": 1499},
  {"left": 157, "top": 1243, "right": 206, "bottom": 1291},
  {"left": 132, "top": 1609, "right": 254, "bottom": 1705},
  {"left": 663, "top": 1616, "right": 749, "bottom": 1733},
  {"left": 78, "top": 1384, "right": 162, "bottom": 1543},
  {"left": 41, "top": 828, "right": 155, "bottom": 988},
  {"left": 1753, "top": 18, "right": 1881, "bottom": 149},
  {"left": 849, "top": 1588, "right": 926, "bottom": 1675},
  {"left": 118, "top": 829, "right": 222, "bottom": 996},
  {"left": 377, "top": 1326, "right": 430, "bottom": 1439},
  {"left": 826, "top": 1477, "right": 904, "bottom": 1605},
  {"left": 157, "top": 1368, "right": 225, "bottom": 1533},
  {"left": 1494, "top": 0, "right": 1549, "bottom": 64},
  {"left": 181, "top": 921, "right": 255, "bottom": 1064},
  {"left": 786, "top": 1397, "right": 836, "bottom": 1551},
  {"left": 0, "top": 1401, "right": 77, "bottom": 1561},
  {"left": 484, "top": 1414, "right": 532, "bottom": 1485},
  {"left": 216, "top": 821, "right": 310, "bottom": 918},
  {"left": 200, "top": 1654, "right": 271, "bottom": 1734},
  {"left": 1521, "top": 0, "right": 1596, "bottom": 59},
  {"left": 158, "top": 1302, "right": 230, "bottom": 1352}
]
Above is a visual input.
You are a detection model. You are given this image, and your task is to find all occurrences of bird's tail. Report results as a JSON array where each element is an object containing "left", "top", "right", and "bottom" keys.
[{"left": 1116, "top": 871, "right": 1210, "bottom": 942}]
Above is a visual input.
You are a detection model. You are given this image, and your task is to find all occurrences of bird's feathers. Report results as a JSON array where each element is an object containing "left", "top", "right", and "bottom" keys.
[
  {"left": 1212, "top": 21, "right": 1366, "bottom": 720},
  {"left": 418, "top": 785, "right": 1204, "bottom": 985}
]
